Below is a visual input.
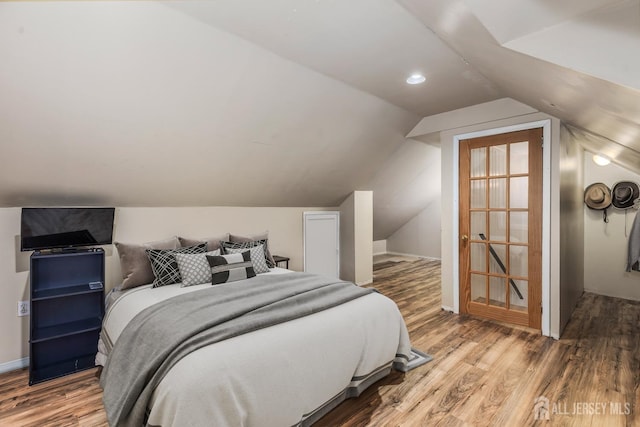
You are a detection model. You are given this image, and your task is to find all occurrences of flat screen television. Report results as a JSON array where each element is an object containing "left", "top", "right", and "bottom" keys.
[{"left": 21, "top": 207, "right": 116, "bottom": 252}]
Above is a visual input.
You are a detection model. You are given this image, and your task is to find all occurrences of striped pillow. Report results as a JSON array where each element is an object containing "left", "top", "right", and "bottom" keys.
[{"left": 206, "top": 251, "right": 256, "bottom": 285}]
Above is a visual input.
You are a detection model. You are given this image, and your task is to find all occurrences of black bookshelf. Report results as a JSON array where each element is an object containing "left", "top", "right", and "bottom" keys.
[{"left": 29, "top": 249, "right": 105, "bottom": 385}]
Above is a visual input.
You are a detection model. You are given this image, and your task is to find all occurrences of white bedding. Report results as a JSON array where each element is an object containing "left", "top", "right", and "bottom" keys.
[{"left": 98, "top": 269, "right": 411, "bottom": 426}]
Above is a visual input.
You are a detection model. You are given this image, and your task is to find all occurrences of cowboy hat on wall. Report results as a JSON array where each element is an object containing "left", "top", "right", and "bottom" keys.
[
  {"left": 611, "top": 181, "right": 640, "bottom": 209},
  {"left": 584, "top": 182, "right": 612, "bottom": 222}
]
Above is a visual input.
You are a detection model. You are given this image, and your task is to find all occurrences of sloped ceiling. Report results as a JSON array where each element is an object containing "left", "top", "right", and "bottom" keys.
[
  {"left": 0, "top": 1, "right": 421, "bottom": 208},
  {"left": 2, "top": 0, "right": 640, "bottom": 240},
  {"left": 399, "top": 0, "right": 640, "bottom": 171},
  {"left": 165, "top": 0, "right": 501, "bottom": 117}
]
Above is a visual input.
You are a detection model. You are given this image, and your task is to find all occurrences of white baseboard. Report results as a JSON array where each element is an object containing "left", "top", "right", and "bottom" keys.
[
  {"left": 357, "top": 279, "right": 373, "bottom": 286},
  {"left": 372, "top": 251, "right": 387, "bottom": 256},
  {"left": 441, "top": 305, "right": 455, "bottom": 313},
  {"left": 0, "top": 357, "right": 29, "bottom": 374},
  {"left": 385, "top": 251, "right": 441, "bottom": 261}
]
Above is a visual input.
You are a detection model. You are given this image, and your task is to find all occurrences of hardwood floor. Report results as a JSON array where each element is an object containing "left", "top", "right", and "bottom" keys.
[
  {"left": 319, "top": 259, "right": 640, "bottom": 427},
  {"left": 0, "top": 259, "right": 638, "bottom": 426},
  {"left": 0, "top": 367, "right": 106, "bottom": 426}
]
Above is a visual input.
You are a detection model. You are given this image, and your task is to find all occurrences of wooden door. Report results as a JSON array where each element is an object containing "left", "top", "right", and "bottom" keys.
[{"left": 459, "top": 128, "right": 542, "bottom": 329}]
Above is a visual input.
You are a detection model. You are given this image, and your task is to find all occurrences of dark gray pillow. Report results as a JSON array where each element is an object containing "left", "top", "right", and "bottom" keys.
[
  {"left": 179, "top": 234, "right": 230, "bottom": 252},
  {"left": 147, "top": 244, "right": 207, "bottom": 287},
  {"left": 206, "top": 251, "right": 256, "bottom": 285}
]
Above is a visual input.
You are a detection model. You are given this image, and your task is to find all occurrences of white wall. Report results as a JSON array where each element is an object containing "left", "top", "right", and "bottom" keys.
[
  {"left": 354, "top": 192, "right": 373, "bottom": 285},
  {"left": 0, "top": 208, "right": 30, "bottom": 371},
  {"left": 368, "top": 138, "right": 441, "bottom": 240},
  {"left": 339, "top": 191, "right": 373, "bottom": 285},
  {"left": 386, "top": 200, "right": 441, "bottom": 259},
  {"left": 583, "top": 152, "right": 640, "bottom": 301},
  {"left": 339, "top": 194, "right": 355, "bottom": 281},
  {"left": 558, "top": 125, "right": 585, "bottom": 331},
  {"left": 0, "top": 205, "right": 335, "bottom": 368}
]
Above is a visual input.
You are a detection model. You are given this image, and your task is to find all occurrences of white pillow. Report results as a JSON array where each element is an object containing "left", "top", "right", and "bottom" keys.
[{"left": 175, "top": 249, "right": 221, "bottom": 287}]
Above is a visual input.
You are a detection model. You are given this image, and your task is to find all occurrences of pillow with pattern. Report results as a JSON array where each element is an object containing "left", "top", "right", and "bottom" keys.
[
  {"left": 175, "top": 249, "right": 221, "bottom": 287},
  {"left": 223, "top": 244, "right": 269, "bottom": 274},
  {"left": 146, "top": 244, "right": 207, "bottom": 288},
  {"left": 221, "top": 239, "right": 273, "bottom": 268},
  {"left": 229, "top": 232, "right": 276, "bottom": 267},
  {"left": 206, "top": 251, "right": 256, "bottom": 285}
]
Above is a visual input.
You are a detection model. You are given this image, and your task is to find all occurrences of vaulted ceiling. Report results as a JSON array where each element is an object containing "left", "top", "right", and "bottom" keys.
[{"left": 1, "top": 0, "right": 639, "bottom": 239}]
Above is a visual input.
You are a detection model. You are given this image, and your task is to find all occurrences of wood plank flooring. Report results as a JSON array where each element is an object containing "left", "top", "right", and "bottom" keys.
[
  {"left": 318, "top": 259, "right": 640, "bottom": 427},
  {"left": 0, "top": 258, "right": 638, "bottom": 426}
]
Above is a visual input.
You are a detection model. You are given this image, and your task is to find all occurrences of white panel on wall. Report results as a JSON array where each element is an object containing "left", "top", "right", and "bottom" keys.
[
  {"left": 303, "top": 212, "right": 340, "bottom": 278},
  {"left": 373, "top": 240, "right": 387, "bottom": 255}
]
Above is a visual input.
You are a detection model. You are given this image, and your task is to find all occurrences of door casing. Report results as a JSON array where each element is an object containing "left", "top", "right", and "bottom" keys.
[{"left": 450, "top": 120, "right": 551, "bottom": 337}]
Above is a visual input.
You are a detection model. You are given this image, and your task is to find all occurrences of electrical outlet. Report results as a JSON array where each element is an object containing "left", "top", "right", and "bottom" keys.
[{"left": 17, "top": 301, "right": 29, "bottom": 317}]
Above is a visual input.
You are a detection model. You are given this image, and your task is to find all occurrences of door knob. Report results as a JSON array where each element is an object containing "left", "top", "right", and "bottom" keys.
[{"left": 461, "top": 234, "right": 469, "bottom": 242}]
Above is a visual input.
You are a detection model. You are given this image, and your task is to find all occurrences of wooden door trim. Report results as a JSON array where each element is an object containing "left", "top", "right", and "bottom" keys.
[
  {"left": 459, "top": 141, "right": 471, "bottom": 315},
  {"left": 528, "top": 128, "right": 543, "bottom": 330}
]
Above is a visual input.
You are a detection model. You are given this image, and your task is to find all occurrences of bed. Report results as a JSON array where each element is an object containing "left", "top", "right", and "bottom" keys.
[{"left": 98, "top": 243, "right": 411, "bottom": 427}]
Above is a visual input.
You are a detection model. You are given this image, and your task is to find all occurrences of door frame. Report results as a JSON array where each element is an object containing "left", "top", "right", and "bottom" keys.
[{"left": 451, "top": 120, "right": 551, "bottom": 337}]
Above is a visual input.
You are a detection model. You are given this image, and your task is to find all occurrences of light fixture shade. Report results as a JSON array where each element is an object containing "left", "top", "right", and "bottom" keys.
[
  {"left": 593, "top": 154, "right": 611, "bottom": 166},
  {"left": 406, "top": 73, "right": 426, "bottom": 85}
]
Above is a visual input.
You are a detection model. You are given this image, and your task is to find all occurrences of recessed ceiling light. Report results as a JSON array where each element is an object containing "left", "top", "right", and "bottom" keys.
[
  {"left": 406, "top": 73, "right": 426, "bottom": 85},
  {"left": 593, "top": 154, "right": 611, "bottom": 166}
]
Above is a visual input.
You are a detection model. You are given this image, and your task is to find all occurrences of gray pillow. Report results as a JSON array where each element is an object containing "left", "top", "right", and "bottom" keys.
[
  {"left": 179, "top": 234, "right": 230, "bottom": 252},
  {"left": 115, "top": 237, "right": 179, "bottom": 290},
  {"left": 224, "top": 244, "right": 269, "bottom": 274},
  {"left": 229, "top": 231, "right": 275, "bottom": 267},
  {"left": 175, "top": 249, "right": 221, "bottom": 287}
]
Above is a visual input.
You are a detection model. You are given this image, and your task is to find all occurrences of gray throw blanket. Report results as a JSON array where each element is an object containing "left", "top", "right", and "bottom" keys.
[{"left": 100, "top": 273, "right": 374, "bottom": 427}]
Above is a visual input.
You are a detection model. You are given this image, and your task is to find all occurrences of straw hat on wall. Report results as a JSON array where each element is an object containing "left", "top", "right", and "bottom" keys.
[{"left": 584, "top": 182, "right": 612, "bottom": 210}]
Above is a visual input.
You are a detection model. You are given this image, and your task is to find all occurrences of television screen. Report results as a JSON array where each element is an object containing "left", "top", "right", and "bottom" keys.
[{"left": 21, "top": 207, "right": 115, "bottom": 251}]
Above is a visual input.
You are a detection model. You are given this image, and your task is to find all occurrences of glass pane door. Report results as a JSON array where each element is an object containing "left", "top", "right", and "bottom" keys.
[
  {"left": 469, "top": 141, "right": 528, "bottom": 311},
  {"left": 460, "top": 128, "right": 542, "bottom": 329}
]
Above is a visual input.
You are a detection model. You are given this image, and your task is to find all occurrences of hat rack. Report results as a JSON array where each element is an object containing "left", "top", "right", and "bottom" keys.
[
  {"left": 585, "top": 182, "right": 640, "bottom": 210},
  {"left": 584, "top": 181, "right": 640, "bottom": 225}
]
